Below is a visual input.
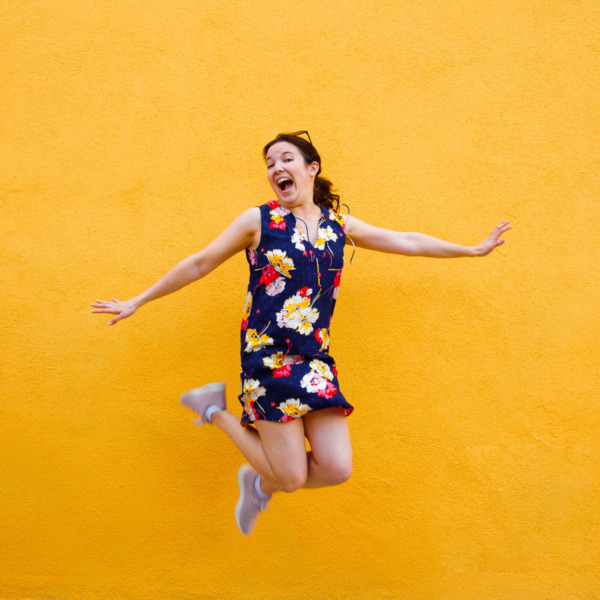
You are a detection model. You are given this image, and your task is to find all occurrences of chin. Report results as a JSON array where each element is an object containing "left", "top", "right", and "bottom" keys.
[{"left": 276, "top": 195, "right": 297, "bottom": 206}]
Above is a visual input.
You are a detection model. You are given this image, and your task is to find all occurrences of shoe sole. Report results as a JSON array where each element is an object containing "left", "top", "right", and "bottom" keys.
[
  {"left": 179, "top": 381, "right": 226, "bottom": 403},
  {"left": 235, "top": 464, "right": 252, "bottom": 535}
]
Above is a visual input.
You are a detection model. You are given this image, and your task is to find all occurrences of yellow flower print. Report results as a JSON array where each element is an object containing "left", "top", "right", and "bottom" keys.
[
  {"left": 297, "top": 311, "right": 319, "bottom": 335},
  {"left": 263, "top": 351, "right": 285, "bottom": 370},
  {"left": 242, "top": 378, "right": 266, "bottom": 402},
  {"left": 314, "top": 225, "right": 338, "bottom": 250},
  {"left": 244, "top": 328, "right": 274, "bottom": 353},
  {"left": 278, "top": 398, "right": 311, "bottom": 418},
  {"left": 241, "top": 379, "right": 266, "bottom": 421},
  {"left": 329, "top": 211, "right": 345, "bottom": 228},
  {"left": 242, "top": 291, "right": 252, "bottom": 321},
  {"left": 263, "top": 352, "right": 305, "bottom": 370},
  {"left": 276, "top": 293, "right": 319, "bottom": 335},
  {"left": 315, "top": 328, "right": 330, "bottom": 351},
  {"left": 266, "top": 249, "right": 295, "bottom": 278},
  {"left": 309, "top": 359, "right": 334, "bottom": 381}
]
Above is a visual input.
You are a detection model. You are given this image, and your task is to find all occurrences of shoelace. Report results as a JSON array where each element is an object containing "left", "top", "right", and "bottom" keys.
[{"left": 251, "top": 493, "right": 269, "bottom": 513}]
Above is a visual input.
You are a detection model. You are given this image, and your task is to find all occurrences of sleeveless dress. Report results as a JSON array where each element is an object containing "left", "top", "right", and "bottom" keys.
[{"left": 238, "top": 200, "right": 354, "bottom": 427}]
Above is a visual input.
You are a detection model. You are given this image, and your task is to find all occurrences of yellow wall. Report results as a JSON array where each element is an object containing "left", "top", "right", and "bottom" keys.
[{"left": 2, "top": 1, "right": 599, "bottom": 598}]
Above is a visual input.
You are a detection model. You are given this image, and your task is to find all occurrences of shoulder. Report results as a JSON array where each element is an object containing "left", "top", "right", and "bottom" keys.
[{"left": 235, "top": 206, "right": 261, "bottom": 229}]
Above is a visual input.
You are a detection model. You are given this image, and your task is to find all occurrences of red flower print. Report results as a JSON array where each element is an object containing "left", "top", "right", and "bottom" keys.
[
  {"left": 332, "top": 364, "right": 338, "bottom": 376},
  {"left": 241, "top": 319, "right": 248, "bottom": 331},
  {"left": 269, "top": 220, "right": 286, "bottom": 230},
  {"left": 298, "top": 286, "right": 311, "bottom": 298},
  {"left": 318, "top": 382, "right": 338, "bottom": 399},
  {"left": 246, "top": 402, "right": 260, "bottom": 422},
  {"left": 280, "top": 415, "right": 293, "bottom": 422},
  {"left": 268, "top": 200, "right": 278, "bottom": 209},
  {"left": 273, "top": 364, "right": 292, "bottom": 378},
  {"left": 260, "top": 264, "right": 280, "bottom": 286},
  {"left": 334, "top": 270, "right": 342, "bottom": 288}
]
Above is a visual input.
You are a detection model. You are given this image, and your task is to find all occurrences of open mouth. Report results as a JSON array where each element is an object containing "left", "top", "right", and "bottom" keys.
[{"left": 277, "top": 178, "right": 293, "bottom": 192}]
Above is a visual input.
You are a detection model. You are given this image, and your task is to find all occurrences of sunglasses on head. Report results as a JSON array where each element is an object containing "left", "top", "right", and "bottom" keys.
[{"left": 280, "top": 130, "right": 313, "bottom": 146}]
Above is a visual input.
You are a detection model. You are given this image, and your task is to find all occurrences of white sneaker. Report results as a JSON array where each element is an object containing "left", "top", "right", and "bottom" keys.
[
  {"left": 235, "top": 465, "right": 271, "bottom": 535},
  {"left": 179, "top": 382, "right": 226, "bottom": 425}
]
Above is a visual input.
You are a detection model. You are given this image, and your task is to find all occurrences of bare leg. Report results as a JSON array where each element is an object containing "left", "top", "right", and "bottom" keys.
[
  {"left": 211, "top": 410, "right": 276, "bottom": 481},
  {"left": 210, "top": 406, "right": 352, "bottom": 492},
  {"left": 211, "top": 409, "right": 306, "bottom": 494},
  {"left": 302, "top": 407, "right": 353, "bottom": 489}
]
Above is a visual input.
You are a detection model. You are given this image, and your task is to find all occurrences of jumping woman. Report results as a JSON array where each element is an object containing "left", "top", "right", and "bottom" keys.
[{"left": 91, "top": 131, "right": 511, "bottom": 535}]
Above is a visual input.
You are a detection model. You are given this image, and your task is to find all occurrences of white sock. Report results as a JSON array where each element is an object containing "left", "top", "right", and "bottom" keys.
[
  {"left": 254, "top": 474, "right": 270, "bottom": 500},
  {"left": 204, "top": 404, "right": 223, "bottom": 423}
]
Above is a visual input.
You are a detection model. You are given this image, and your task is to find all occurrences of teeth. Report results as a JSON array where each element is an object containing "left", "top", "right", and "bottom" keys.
[{"left": 277, "top": 178, "right": 292, "bottom": 184}]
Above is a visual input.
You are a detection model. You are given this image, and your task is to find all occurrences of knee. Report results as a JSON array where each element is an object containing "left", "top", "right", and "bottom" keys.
[
  {"left": 329, "top": 461, "right": 353, "bottom": 485},
  {"left": 274, "top": 469, "right": 307, "bottom": 493},
  {"left": 321, "top": 457, "right": 353, "bottom": 485}
]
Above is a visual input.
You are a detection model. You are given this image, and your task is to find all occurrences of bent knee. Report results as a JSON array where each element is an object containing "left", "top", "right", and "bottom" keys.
[
  {"left": 328, "top": 461, "right": 352, "bottom": 485},
  {"left": 274, "top": 469, "right": 307, "bottom": 493},
  {"left": 314, "top": 454, "right": 352, "bottom": 485}
]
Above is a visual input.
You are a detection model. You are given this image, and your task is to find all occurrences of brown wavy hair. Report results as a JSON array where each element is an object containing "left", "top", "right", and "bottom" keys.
[{"left": 263, "top": 133, "right": 340, "bottom": 212}]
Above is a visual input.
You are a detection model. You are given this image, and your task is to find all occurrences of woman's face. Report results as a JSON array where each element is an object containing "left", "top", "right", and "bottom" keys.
[{"left": 265, "top": 141, "right": 319, "bottom": 206}]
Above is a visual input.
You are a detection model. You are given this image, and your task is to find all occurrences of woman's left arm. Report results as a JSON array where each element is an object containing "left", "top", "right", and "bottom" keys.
[{"left": 345, "top": 217, "right": 512, "bottom": 258}]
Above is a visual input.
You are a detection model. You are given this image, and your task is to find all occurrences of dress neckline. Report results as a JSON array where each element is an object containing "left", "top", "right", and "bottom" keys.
[{"left": 288, "top": 205, "right": 327, "bottom": 248}]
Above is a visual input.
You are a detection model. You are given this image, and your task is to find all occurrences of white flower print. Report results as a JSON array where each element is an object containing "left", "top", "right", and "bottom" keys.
[
  {"left": 244, "top": 328, "right": 274, "bottom": 353},
  {"left": 297, "top": 308, "right": 319, "bottom": 335},
  {"left": 242, "top": 378, "right": 266, "bottom": 402},
  {"left": 314, "top": 225, "right": 338, "bottom": 250},
  {"left": 309, "top": 359, "right": 334, "bottom": 381},
  {"left": 265, "top": 277, "right": 286, "bottom": 296},
  {"left": 266, "top": 249, "right": 295, "bottom": 278},
  {"left": 271, "top": 205, "right": 290, "bottom": 218},
  {"left": 329, "top": 210, "right": 346, "bottom": 229},
  {"left": 315, "top": 328, "right": 330, "bottom": 351},
  {"left": 291, "top": 225, "right": 306, "bottom": 252},
  {"left": 276, "top": 293, "right": 319, "bottom": 335},
  {"left": 263, "top": 352, "right": 285, "bottom": 370},
  {"left": 300, "top": 372, "right": 329, "bottom": 394},
  {"left": 278, "top": 398, "right": 311, "bottom": 418},
  {"left": 263, "top": 352, "right": 305, "bottom": 369}
]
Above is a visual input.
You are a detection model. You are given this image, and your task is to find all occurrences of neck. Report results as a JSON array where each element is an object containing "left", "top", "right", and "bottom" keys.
[{"left": 289, "top": 199, "right": 322, "bottom": 220}]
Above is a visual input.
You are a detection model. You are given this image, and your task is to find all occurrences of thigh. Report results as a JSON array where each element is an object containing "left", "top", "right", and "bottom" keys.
[
  {"left": 303, "top": 407, "right": 352, "bottom": 466},
  {"left": 254, "top": 417, "right": 307, "bottom": 479}
]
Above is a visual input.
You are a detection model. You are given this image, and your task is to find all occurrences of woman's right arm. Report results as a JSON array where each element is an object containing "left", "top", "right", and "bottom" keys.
[{"left": 91, "top": 207, "right": 260, "bottom": 325}]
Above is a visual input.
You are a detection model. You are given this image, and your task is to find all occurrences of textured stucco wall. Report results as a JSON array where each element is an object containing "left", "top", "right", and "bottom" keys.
[{"left": 1, "top": 1, "right": 599, "bottom": 599}]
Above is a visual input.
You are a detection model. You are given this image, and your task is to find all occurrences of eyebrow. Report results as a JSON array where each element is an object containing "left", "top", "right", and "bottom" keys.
[{"left": 266, "top": 151, "right": 295, "bottom": 162}]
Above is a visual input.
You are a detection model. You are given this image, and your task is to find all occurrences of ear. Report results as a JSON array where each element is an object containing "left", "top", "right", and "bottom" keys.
[{"left": 309, "top": 161, "right": 320, "bottom": 177}]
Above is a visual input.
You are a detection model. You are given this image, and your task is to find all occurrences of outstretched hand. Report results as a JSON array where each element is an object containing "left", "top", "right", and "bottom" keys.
[
  {"left": 90, "top": 297, "right": 138, "bottom": 326},
  {"left": 475, "top": 220, "right": 512, "bottom": 256}
]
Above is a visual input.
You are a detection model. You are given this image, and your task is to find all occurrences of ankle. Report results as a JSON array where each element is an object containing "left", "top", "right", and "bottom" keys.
[
  {"left": 259, "top": 475, "right": 276, "bottom": 497},
  {"left": 204, "top": 404, "right": 224, "bottom": 423},
  {"left": 210, "top": 408, "right": 228, "bottom": 424}
]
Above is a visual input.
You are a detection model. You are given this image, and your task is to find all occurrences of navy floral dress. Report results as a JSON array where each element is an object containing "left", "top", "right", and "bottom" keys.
[{"left": 238, "top": 200, "right": 354, "bottom": 426}]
